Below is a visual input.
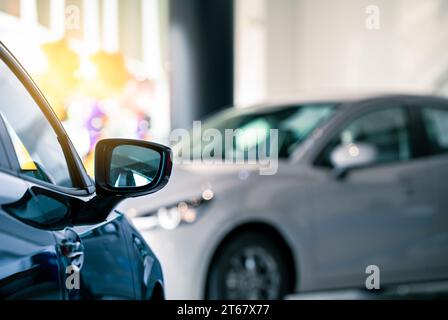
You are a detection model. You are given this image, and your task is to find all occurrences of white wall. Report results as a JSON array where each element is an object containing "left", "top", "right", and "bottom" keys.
[
  {"left": 235, "top": 0, "right": 448, "bottom": 104},
  {"left": 234, "top": 0, "right": 268, "bottom": 106}
]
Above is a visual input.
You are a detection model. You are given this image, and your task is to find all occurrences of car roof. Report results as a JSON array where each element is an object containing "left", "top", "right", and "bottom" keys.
[{"left": 226, "top": 93, "right": 448, "bottom": 116}]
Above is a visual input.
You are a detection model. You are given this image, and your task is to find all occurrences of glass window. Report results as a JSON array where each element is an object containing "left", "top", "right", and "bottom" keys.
[
  {"left": 0, "top": 59, "right": 73, "bottom": 187},
  {"left": 422, "top": 107, "right": 448, "bottom": 155},
  {"left": 179, "top": 104, "right": 337, "bottom": 160},
  {"left": 317, "top": 108, "right": 411, "bottom": 168}
]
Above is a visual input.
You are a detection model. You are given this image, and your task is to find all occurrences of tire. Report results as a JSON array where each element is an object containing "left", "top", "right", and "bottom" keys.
[{"left": 206, "top": 231, "right": 291, "bottom": 300}]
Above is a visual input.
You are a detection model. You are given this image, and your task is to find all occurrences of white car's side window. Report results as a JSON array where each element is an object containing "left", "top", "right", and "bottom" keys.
[
  {"left": 318, "top": 108, "right": 411, "bottom": 168},
  {"left": 422, "top": 107, "right": 448, "bottom": 155},
  {"left": 0, "top": 59, "right": 73, "bottom": 187}
]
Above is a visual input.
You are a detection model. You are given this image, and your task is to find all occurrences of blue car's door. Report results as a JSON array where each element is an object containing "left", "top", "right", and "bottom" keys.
[
  {"left": 0, "top": 124, "right": 63, "bottom": 299},
  {"left": 0, "top": 173, "right": 64, "bottom": 299},
  {"left": 18, "top": 180, "right": 138, "bottom": 300},
  {"left": 0, "top": 52, "right": 67, "bottom": 299},
  {"left": 0, "top": 42, "right": 139, "bottom": 300}
]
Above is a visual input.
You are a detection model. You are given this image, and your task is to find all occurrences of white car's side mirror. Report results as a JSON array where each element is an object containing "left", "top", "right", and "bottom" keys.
[{"left": 330, "top": 142, "right": 378, "bottom": 177}]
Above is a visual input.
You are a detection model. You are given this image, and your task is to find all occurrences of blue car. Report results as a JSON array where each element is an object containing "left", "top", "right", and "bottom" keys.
[{"left": 0, "top": 42, "right": 172, "bottom": 300}]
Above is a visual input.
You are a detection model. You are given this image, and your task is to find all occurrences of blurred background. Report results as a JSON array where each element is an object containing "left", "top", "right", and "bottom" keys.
[
  {"left": 2, "top": 0, "right": 448, "bottom": 300},
  {"left": 2, "top": 0, "right": 448, "bottom": 174}
]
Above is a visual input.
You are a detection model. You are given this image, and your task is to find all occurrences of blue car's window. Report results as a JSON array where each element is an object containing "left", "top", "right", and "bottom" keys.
[{"left": 0, "top": 59, "right": 73, "bottom": 187}]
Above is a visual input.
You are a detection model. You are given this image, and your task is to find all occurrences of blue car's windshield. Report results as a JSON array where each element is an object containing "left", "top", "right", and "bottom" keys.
[{"left": 179, "top": 104, "right": 338, "bottom": 160}]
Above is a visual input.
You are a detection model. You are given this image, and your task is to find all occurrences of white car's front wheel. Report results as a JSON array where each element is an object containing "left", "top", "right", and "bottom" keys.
[{"left": 206, "top": 231, "right": 291, "bottom": 300}]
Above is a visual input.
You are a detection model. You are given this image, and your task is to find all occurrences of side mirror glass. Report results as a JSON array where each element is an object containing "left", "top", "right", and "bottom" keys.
[
  {"left": 95, "top": 139, "right": 172, "bottom": 197},
  {"left": 330, "top": 142, "right": 377, "bottom": 171},
  {"left": 109, "top": 145, "right": 161, "bottom": 188}
]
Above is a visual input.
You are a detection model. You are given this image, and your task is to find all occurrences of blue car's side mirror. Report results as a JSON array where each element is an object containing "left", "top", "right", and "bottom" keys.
[{"left": 95, "top": 139, "right": 173, "bottom": 198}]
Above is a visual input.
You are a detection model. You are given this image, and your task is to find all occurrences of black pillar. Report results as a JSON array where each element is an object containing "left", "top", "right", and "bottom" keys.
[{"left": 169, "top": 0, "right": 234, "bottom": 130}]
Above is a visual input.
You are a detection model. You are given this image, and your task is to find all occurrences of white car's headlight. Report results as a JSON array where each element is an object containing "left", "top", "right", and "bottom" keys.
[{"left": 132, "top": 189, "right": 214, "bottom": 231}]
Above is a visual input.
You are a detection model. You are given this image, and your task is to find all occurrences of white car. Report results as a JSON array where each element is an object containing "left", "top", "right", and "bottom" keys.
[{"left": 121, "top": 94, "right": 448, "bottom": 299}]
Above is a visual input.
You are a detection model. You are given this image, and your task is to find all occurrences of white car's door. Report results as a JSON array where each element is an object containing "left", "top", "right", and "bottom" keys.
[
  {"left": 309, "top": 105, "right": 433, "bottom": 290},
  {"left": 405, "top": 103, "right": 448, "bottom": 280}
]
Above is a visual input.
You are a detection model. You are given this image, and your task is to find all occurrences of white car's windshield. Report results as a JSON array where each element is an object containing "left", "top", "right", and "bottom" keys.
[{"left": 179, "top": 103, "right": 339, "bottom": 160}]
